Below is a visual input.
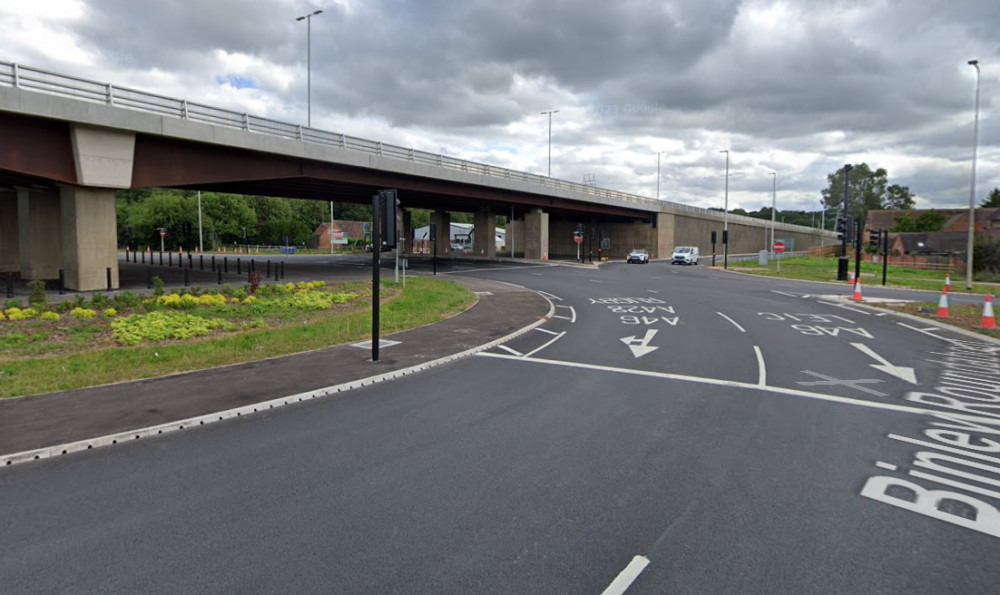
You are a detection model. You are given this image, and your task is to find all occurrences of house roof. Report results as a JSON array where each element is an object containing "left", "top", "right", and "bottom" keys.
[{"left": 893, "top": 231, "right": 969, "bottom": 254}]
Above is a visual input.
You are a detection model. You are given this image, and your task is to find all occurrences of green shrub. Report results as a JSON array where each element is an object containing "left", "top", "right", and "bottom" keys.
[
  {"left": 27, "top": 280, "right": 46, "bottom": 308},
  {"left": 41, "top": 311, "right": 60, "bottom": 321},
  {"left": 70, "top": 307, "right": 97, "bottom": 319},
  {"left": 112, "top": 291, "right": 144, "bottom": 309},
  {"left": 5, "top": 299, "right": 22, "bottom": 309},
  {"left": 110, "top": 311, "right": 235, "bottom": 345},
  {"left": 152, "top": 276, "right": 165, "bottom": 298}
]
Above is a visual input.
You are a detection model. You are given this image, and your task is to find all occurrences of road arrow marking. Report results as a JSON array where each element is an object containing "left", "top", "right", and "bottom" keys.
[
  {"left": 621, "top": 329, "right": 659, "bottom": 358},
  {"left": 851, "top": 342, "right": 918, "bottom": 384}
]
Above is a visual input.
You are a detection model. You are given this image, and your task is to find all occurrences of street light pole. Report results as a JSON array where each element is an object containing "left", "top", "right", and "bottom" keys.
[
  {"left": 541, "top": 110, "right": 559, "bottom": 177},
  {"left": 967, "top": 59, "right": 981, "bottom": 291},
  {"left": 769, "top": 172, "right": 776, "bottom": 254},
  {"left": 654, "top": 151, "right": 663, "bottom": 200},
  {"left": 296, "top": 9, "right": 323, "bottom": 128},
  {"left": 720, "top": 150, "right": 729, "bottom": 269}
]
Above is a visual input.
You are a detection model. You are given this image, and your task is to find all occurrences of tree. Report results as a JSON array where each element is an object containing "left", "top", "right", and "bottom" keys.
[
  {"left": 821, "top": 163, "right": 888, "bottom": 219},
  {"left": 884, "top": 184, "right": 915, "bottom": 210},
  {"left": 981, "top": 187, "right": 1000, "bottom": 208},
  {"left": 891, "top": 210, "right": 946, "bottom": 232}
]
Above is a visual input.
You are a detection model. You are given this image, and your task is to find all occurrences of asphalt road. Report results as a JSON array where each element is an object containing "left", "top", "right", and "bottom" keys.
[{"left": 2, "top": 259, "right": 999, "bottom": 593}]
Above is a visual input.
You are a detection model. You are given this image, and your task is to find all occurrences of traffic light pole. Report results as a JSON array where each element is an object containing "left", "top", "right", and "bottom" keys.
[
  {"left": 882, "top": 230, "right": 889, "bottom": 286},
  {"left": 837, "top": 164, "right": 852, "bottom": 281},
  {"left": 853, "top": 217, "right": 863, "bottom": 285}
]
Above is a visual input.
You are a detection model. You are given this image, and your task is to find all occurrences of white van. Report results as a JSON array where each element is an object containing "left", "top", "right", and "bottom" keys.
[{"left": 671, "top": 246, "right": 699, "bottom": 265}]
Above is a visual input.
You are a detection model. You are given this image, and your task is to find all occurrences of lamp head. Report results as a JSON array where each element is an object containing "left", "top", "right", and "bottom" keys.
[{"left": 969, "top": 59, "right": 979, "bottom": 66}]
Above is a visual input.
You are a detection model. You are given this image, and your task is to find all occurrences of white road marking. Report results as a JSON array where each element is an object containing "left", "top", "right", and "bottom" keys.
[
  {"left": 474, "top": 291, "right": 493, "bottom": 296},
  {"left": 537, "top": 290, "right": 562, "bottom": 301},
  {"left": 601, "top": 556, "right": 650, "bottom": 595},
  {"left": 535, "top": 327, "right": 560, "bottom": 336},
  {"left": 590, "top": 279, "right": 604, "bottom": 283},
  {"left": 351, "top": 339, "right": 402, "bottom": 349},
  {"left": 475, "top": 352, "right": 961, "bottom": 419},
  {"left": 771, "top": 290, "right": 799, "bottom": 298},
  {"left": 851, "top": 342, "right": 918, "bottom": 383},
  {"left": 648, "top": 290, "right": 660, "bottom": 294},
  {"left": 497, "top": 345, "right": 522, "bottom": 356},
  {"left": 876, "top": 461, "right": 898, "bottom": 471},
  {"left": 754, "top": 345, "right": 766, "bottom": 387},
  {"left": 621, "top": 329, "right": 659, "bottom": 358},
  {"left": 898, "top": 322, "right": 944, "bottom": 337},
  {"left": 716, "top": 312, "right": 746, "bottom": 333},
  {"left": 819, "top": 301, "right": 871, "bottom": 315},
  {"left": 523, "top": 331, "right": 567, "bottom": 358},
  {"left": 797, "top": 370, "right": 886, "bottom": 397},
  {"left": 554, "top": 304, "right": 577, "bottom": 323}
]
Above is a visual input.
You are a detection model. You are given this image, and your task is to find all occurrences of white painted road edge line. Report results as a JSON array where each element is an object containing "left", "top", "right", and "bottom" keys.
[
  {"left": 1, "top": 291, "right": 558, "bottom": 469},
  {"left": 601, "top": 555, "right": 650, "bottom": 595}
]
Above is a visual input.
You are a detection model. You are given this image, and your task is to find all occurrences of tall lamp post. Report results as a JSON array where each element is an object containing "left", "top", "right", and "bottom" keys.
[
  {"left": 654, "top": 151, "right": 663, "bottom": 200},
  {"left": 541, "top": 110, "right": 559, "bottom": 177},
  {"left": 295, "top": 9, "right": 323, "bottom": 127},
  {"left": 769, "top": 172, "right": 776, "bottom": 254},
  {"left": 720, "top": 150, "right": 730, "bottom": 269},
  {"left": 967, "top": 59, "right": 981, "bottom": 291}
]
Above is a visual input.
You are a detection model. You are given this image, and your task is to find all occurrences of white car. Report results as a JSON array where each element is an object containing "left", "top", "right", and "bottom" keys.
[
  {"left": 627, "top": 249, "right": 649, "bottom": 264},
  {"left": 671, "top": 246, "right": 699, "bottom": 265}
]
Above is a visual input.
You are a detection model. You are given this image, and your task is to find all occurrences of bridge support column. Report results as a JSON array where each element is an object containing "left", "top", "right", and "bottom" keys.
[
  {"left": 524, "top": 209, "right": 549, "bottom": 260},
  {"left": 431, "top": 210, "right": 451, "bottom": 255},
  {"left": 400, "top": 209, "right": 412, "bottom": 254},
  {"left": 473, "top": 208, "right": 496, "bottom": 258},
  {"left": 17, "top": 188, "right": 63, "bottom": 281},
  {"left": 0, "top": 191, "right": 18, "bottom": 273},
  {"left": 60, "top": 185, "right": 118, "bottom": 291}
]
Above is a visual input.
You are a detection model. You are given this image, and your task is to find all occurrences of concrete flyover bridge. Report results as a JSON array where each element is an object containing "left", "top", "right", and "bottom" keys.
[{"left": 0, "top": 62, "right": 833, "bottom": 290}]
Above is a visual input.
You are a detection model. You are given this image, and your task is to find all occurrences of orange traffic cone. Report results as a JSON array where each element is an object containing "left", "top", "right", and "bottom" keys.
[
  {"left": 848, "top": 270, "right": 855, "bottom": 284},
  {"left": 936, "top": 288, "right": 951, "bottom": 318},
  {"left": 945, "top": 274, "right": 952, "bottom": 293},
  {"left": 982, "top": 294, "right": 997, "bottom": 329},
  {"left": 852, "top": 278, "right": 863, "bottom": 301}
]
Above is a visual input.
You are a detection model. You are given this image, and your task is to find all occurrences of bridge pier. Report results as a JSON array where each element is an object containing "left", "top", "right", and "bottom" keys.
[
  {"left": 59, "top": 185, "right": 119, "bottom": 291},
  {"left": 0, "top": 191, "right": 18, "bottom": 274},
  {"left": 431, "top": 210, "right": 451, "bottom": 254},
  {"left": 524, "top": 209, "right": 549, "bottom": 260},
  {"left": 400, "top": 209, "right": 412, "bottom": 254},
  {"left": 473, "top": 208, "right": 496, "bottom": 258},
  {"left": 17, "top": 188, "right": 63, "bottom": 281}
]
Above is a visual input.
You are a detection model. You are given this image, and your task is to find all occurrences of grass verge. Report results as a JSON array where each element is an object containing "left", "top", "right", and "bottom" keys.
[{"left": 0, "top": 277, "right": 474, "bottom": 398}]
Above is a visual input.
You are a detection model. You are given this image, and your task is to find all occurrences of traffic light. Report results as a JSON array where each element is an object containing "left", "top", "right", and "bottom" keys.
[
  {"left": 868, "top": 228, "right": 882, "bottom": 249},
  {"left": 836, "top": 217, "right": 846, "bottom": 241}
]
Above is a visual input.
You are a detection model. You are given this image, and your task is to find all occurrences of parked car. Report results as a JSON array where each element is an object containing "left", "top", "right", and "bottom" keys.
[
  {"left": 627, "top": 249, "right": 649, "bottom": 264},
  {"left": 671, "top": 246, "right": 699, "bottom": 265}
]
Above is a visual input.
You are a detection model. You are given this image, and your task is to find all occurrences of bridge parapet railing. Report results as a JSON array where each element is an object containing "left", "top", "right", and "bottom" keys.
[{"left": 0, "top": 60, "right": 808, "bottom": 224}]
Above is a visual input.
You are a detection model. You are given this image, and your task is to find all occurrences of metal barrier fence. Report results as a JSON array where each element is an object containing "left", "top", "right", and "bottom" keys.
[{"left": 0, "top": 60, "right": 811, "bottom": 229}]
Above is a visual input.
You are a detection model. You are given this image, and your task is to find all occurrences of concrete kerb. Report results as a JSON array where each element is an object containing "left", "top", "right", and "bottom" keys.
[{"left": 0, "top": 288, "right": 557, "bottom": 470}]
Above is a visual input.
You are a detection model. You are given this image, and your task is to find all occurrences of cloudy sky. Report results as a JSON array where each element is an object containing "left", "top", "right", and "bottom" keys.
[{"left": 2, "top": 0, "right": 997, "bottom": 216}]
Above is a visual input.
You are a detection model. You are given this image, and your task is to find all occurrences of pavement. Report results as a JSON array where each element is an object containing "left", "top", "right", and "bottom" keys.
[{"left": 0, "top": 275, "right": 551, "bottom": 459}]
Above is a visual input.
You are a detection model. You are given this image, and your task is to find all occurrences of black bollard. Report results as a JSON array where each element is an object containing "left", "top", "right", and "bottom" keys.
[
  {"left": 266, "top": 260, "right": 271, "bottom": 277},
  {"left": 275, "top": 267, "right": 279, "bottom": 282},
  {"left": 211, "top": 255, "right": 215, "bottom": 271},
  {"left": 141, "top": 250, "right": 145, "bottom": 264},
  {"left": 159, "top": 251, "right": 163, "bottom": 266},
  {"left": 250, "top": 259, "right": 255, "bottom": 273},
  {"left": 147, "top": 267, "right": 152, "bottom": 289},
  {"left": 106, "top": 267, "right": 112, "bottom": 292},
  {"left": 169, "top": 252, "right": 173, "bottom": 267},
  {"left": 188, "top": 253, "right": 193, "bottom": 269},
  {"left": 280, "top": 261, "right": 285, "bottom": 279},
  {"left": 199, "top": 255, "right": 204, "bottom": 271},
  {"left": 237, "top": 258, "right": 241, "bottom": 275},
  {"left": 5, "top": 272, "right": 12, "bottom": 298},
  {"left": 58, "top": 269, "right": 65, "bottom": 295},
  {"left": 224, "top": 257, "right": 228, "bottom": 274},
  {"left": 218, "top": 268, "right": 223, "bottom": 285},
  {"left": 184, "top": 267, "right": 190, "bottom": 287}
]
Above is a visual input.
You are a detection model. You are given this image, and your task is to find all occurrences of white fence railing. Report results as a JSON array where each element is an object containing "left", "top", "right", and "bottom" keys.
[{"left": 0, "top": 61, "right": 824, "bottom": 231}]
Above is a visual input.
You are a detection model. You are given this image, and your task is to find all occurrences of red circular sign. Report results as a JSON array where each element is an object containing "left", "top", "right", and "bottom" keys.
[
  {"left": 160, "top": 229, "right": 166, "bottom": 238},
  {"left": 574, "top": 235, "right": 583, "bottom": 243},
  {"left": 773, "top": 241, "right": 785, "bottom": 253}
]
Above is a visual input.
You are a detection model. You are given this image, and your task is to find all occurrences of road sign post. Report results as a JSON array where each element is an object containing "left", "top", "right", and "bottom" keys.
[{"left": 773, "top": 240, "right": 785, "bottom": 273}]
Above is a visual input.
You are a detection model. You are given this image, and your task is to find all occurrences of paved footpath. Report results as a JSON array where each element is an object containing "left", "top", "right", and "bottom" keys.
[{"left": 0, "top": 277, "right": 549, "bottom": 457}]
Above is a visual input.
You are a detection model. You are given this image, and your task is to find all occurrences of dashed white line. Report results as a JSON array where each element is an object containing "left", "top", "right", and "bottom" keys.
[
  {"left": 716, "top": 312, "right": 746, "bottom": 333},
  {"left": 601, "top": 556, "right": 650, "bottom": 595},
  {"left": 535, "top": 327, "right": 560, "bottom": 336},
  {"left": 554, "top": 304, "right": 577, "bottom": 323},
  {"left": 771, "top": 290, "right": 799, "bottom": 298}
]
